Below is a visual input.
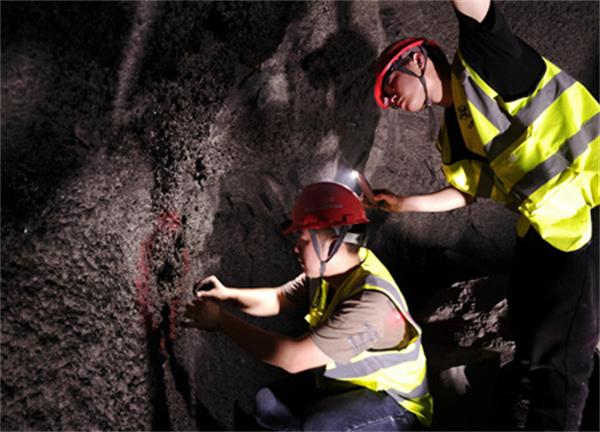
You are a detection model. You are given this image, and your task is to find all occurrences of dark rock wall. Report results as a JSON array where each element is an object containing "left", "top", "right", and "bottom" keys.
[{"left": 1, "top": 1, "right": 597, "bottom": 430}]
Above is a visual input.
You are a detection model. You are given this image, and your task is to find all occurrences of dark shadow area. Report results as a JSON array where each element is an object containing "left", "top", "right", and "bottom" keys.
[
  {"left": 204, "top": 2, "right": 304, "bottom": 68},
  {"left": 426, "top": 346, "right": 500, "bottom": 430},
  {"left": 590, "top": 47, "right": 600, "bottom": 101},
  {"left": 486, "top": 360, "right": 530, "bottom": 431},
  {"left": 146, "top": 318, "right": 171, "bottom": 431},
  {"left": 581, "top": 351, "right": 599, "bottom": 432},
  {"left": 300, "top": 2, "right": 380, "bottom": 176},
  {"left": 366, "top": 213, "right": 502, "bottom": 315},
  {"left": 486, "top": 350, "right": 599, "bottom": 431},
  {"left": 1, "top": 2, "right": 128, "bottom": 227},
  {"left": 163, "top": 303, "right": 222, "bottom": 431}
]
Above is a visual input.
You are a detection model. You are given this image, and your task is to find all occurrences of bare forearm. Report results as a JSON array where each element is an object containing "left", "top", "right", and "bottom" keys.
[
  {"left": 185, "top": 300, "right": 336, "bottom": 373},
  {"left": 228, "top": 287, "right": 282, "bottom": 317},
  {"left": 219, "top": 310, "right": 298, "bottom": 371},
  {"left": 452, "top": 0, "right": 490, "bottom": 23},
  {"left": 401, "top": 187, "right": 473, "bottom": 212}
]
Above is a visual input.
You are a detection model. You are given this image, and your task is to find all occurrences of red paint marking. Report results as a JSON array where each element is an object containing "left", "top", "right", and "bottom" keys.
[{"left": 135, "top": 211, "right": 190, "bottom": 337}]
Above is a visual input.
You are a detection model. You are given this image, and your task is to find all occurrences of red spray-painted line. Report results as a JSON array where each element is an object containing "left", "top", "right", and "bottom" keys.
[{"left": 135, "top": 211, "right": 189, "bottom": 335}]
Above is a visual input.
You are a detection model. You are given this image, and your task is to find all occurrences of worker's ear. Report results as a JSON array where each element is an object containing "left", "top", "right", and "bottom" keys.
[{"left": 413, "top": 51, "right": 426, "bottom": 70}]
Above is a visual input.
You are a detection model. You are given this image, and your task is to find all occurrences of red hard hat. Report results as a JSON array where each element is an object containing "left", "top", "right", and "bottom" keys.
[
  {"left": 284, "top": 182, "right": 369, "bottom": 234},
  {"left": 374, "top": 37, "right": 439, "bottom": 109}
]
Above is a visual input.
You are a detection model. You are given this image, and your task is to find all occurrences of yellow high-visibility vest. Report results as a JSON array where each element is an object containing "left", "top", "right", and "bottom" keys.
[
  {"left": 306, "top": 248, "right": 433, "bottom": 427},
  {"left": 437, "top": 51, "right": 599, "bottom": 252}
]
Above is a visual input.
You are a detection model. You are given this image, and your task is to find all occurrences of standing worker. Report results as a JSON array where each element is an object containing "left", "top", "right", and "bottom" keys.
[
  {"left": 184, "top": 182, "right": 432, "bottom": 430},
  {"left": 372, "top": 0, "right": 598, "bottom": 429}
]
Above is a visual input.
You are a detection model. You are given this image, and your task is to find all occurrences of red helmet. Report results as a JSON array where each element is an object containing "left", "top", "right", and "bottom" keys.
[
  {"left": 284, "top": 182, "right": 369, "bottom": 234},
  {"left": 374, "top": 37, "right": 439, "bottom": 109}
]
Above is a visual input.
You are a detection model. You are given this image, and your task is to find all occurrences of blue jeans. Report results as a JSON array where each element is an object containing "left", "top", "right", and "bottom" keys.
[{"left": 255, "top": 384, "right": 422, "bottom": 431}]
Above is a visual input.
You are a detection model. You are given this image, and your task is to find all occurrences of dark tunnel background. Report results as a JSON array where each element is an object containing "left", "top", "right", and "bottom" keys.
[{"left": 1, "top": 1, "right": 598, "bottom": 430}]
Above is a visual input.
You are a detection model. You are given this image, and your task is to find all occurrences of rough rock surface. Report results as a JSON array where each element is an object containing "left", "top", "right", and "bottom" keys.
[{"left": 1, "top": 1, "right": 598, "bottom": 430}]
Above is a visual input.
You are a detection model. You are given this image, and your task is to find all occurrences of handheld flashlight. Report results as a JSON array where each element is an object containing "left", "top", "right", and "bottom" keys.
[{"left": 352, "top": 170, "right": 376, "bottom": 206}]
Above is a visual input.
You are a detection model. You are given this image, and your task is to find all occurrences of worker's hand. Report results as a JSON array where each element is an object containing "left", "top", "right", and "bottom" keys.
[
  {"left": 368, "top": 189, "right": 408, "bottom": 213},
  {"left": 193, "top": 275, "right": 230, "bottom": 301},
  {"left": 183, "top": 300, "right": 223, "bottom": 332}
]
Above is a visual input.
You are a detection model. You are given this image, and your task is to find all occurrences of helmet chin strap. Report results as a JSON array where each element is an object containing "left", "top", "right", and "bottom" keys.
[
  {"left": 309, "top": 226, "right": 349, "bottom": 279},
  {"left": 388, "top": 46, "right": 431, "bottom": 110}
]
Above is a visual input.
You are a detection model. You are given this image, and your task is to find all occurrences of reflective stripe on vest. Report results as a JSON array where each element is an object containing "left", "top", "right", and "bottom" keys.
[
  {"left": 452, "top": 60, "right": 511, "bottom": 133},
  {"left": 512, "top": 112, "right": 599, "bottom": 199},
  {"left": 453, "top": 59, "right": 582, "bottom": 164},
  {"left": 388, "top": 375, "right": 430, "bottom": 400},
  {"left": 325, "top": 340, "right": 421, "bottom": 380},
  {"left": 484, "top": 71, "right": 575, "bottom": 162},
  {"left": 308, "top": 248, "right": 432, "bottom": 427},
  {"left": 362, "top": 274, "right": 408, "bottom": 313},
  {"left": 323, "top": 340, "right": 430, "bottom": 400},
  {"left": 447, "top": 52, "right": 600, "bottom": 251}
]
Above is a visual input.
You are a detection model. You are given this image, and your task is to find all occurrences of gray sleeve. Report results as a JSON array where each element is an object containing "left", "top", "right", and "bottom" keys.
[
  {"left": 309, "top": 290, "right": 405, "bottom": 364},
  {"left": 280, "top": 273, "right": 308, "bottom": 306}
]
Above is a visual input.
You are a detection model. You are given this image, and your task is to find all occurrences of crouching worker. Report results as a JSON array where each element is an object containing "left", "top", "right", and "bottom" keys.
[{"left": 184, "top": 182, "right": 433, "bottom": 431}]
